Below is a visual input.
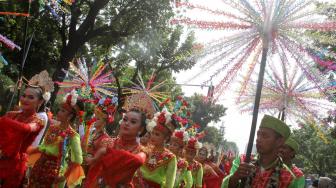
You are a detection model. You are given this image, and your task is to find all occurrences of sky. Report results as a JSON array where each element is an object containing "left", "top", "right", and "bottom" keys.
[
  {"left": 173, "top": 0, "right": 261, "bottom": 153},
  {"left": 175, "top": 69, "right": 259, "bottom": 154},
  {"left": 173, "top": 0, "right": 334, "bottom": 153}
]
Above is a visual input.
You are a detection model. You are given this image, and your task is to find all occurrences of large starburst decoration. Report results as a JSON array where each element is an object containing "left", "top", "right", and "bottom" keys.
[
  {"left": 172, "top": 0, "right": 336, "bottom": 102},
  {"left": 122, "top": 72, "right": 170, "bottom": 106},
  {"left": 238, "top": 62, "right": 336, "bottom": 122},
  {"left": 56, "top": 58, "right": 117, "bottom": 99}
]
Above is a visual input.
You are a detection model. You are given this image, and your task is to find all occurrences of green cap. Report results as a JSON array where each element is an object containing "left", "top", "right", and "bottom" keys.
[
  {"left": 285, "top": 137, "right": 299, "bottom": 152},
  {"left": 260, "top": 115, "right": 290, "bottom": 139}
]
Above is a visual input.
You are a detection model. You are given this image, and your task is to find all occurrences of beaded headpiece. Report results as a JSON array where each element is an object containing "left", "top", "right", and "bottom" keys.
[
  {"left": 62, "top": 90, "right": 79, "bottom": 113},
  {"left": 171, "top": 129, "right": 190, "bottom": 145},
  {"left": 146, "top": 108, "right": 177, "bottom": 134},
  {"left": 94, "top": 96, "right": 118, "bottom": 123},
  {"left": 186, "top": 137, "right": 202, "bottom": 151},
  {"left": 123, "top": 93, "right": 156, "bottom": 119},
  {"left": 186, "top": 127, "right": 206, "bottom": 150},
  {"left": 28, "top": 70, "right": 54, "bottom": 102}
]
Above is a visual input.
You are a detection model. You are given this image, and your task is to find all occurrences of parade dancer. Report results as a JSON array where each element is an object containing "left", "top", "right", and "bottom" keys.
[
  {"left": 136, "top": 109, "right": 178, "bottom": 188},
  {"left": 0, "top": 71, "right": 53, "bottom": 188},
  {"left": 185, "top": 137, "right": 203, "bottom": 188},
  {"left": 168, "top": 129, "right": 193, "bottom": 188},
  {"left": 28, "top": 90, "right": 85, "bottom": 188}
]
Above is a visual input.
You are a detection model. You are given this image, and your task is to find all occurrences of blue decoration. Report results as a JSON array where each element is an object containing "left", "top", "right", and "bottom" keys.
[{"left": 0, "top": 54, "right": 8, "bottom": 65}]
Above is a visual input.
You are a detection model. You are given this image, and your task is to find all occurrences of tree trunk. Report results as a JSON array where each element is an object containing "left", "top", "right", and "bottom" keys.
[{"left": 50, "top": 37, "right": 84, "bottom": 104}]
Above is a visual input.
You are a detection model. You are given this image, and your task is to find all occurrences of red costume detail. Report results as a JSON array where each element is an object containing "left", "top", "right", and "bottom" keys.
[
  {"left": 177, "top": 158, "right": 188, "bottom": 169},
  {"left": 29, "top": 126, "right": 76, "bottom": 187},
  {"left": 223, "top": 161, "right": 232, "bottom": 175},
  {"left": 188, "top": 160, "right": 201, "bottom": 171},
  {"left": 144, "top": 148, "right": 174, "bottom": 171},
  {"left": 0, "top": 111, "right": 43, "bottom": 188},
  {"left": 203, "top": 173, "right": 220, "bottom": 188},
  {"left": 85, "top": 137, "right": 145, "bottom": 188},
  {"left": 86, "top": 132, "right": 113, "bottom": 156},
  {"left": 250, "top": 168, "right": 295, "bottom": 188},
  {"left": 202, "top": 161, "right": 225, "bottom": 188},
  {"left": 29, "top": 153, "right": 60, "bottom": 186},
  {"left": 292, "top": 165, "right": 304, "bottom": 178}
]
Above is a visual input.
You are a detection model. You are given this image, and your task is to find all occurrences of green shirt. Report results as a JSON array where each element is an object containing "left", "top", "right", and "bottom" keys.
[
  {"left": 38, "top": 126, "right": 83, "bottom": 188},
  {"left": 222, "top": 156, "right": 301, "bottom": 188},
  {"left": 140, "top": 149, "right": 177, "bottom": 188},
  {"left": 174, "top": 158, "right": 193, "bottom": 188},
  {"left": 188, "top": 160, "right": 203, "bottom": 188}
]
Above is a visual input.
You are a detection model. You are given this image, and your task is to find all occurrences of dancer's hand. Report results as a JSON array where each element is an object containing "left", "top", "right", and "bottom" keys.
[
  {"left": 27, "top": 146, "right": 39, "bottom": 154},
  {"left": 85, "top": 157, "right": 96, "bottom": 165},
  {"left": 232, "top": 162, "right": 255, "bottom": 179},
  {"left": 55, "top": 176, "right": 66, "bottom": 183}
]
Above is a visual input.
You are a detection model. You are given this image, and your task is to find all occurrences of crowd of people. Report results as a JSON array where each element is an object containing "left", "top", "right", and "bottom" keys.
[{"left": 0, "top": 70, "right": 334, "bottom": 188}]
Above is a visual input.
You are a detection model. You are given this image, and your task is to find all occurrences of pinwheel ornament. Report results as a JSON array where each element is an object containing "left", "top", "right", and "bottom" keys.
[{"left": 56, "top": 58, "right": 117, "bottom": 99}]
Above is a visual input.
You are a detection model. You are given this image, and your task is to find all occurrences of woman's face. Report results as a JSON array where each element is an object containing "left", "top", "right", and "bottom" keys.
[
  {"left": 56, "top": 105, "right": 73, "bottom": 123},
  {"left": 150, "top": 127, "right": 168, "bottom": 147},
  {"left": 168, "top": 139, "right": 183, "bottom": 155},
  {"left": 140, "top": 132, "right": 151, "bottom": 145},
  {"left": 185, "top": 148, "right": 197, "bottom": 161},
  {"left": 94, "top": 117, "right": 106, "bottom": 131},
  {"left": 198, "top": 148, "right": 208, "bottom": 162},
  {"left": 20, "top": 87, "right": 43, "bottom": 112},
  {"left": 119, "top": 111, "right": 143, "bottom": 138}
]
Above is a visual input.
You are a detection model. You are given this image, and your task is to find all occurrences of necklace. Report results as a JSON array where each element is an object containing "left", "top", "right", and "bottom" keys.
[
  {"left": 146, "top": 147, "right": 175, "bottom": 170},
  {"left": 44, "top": 124, "right": 71, "bottom": 145},
  {"left": 88, "top": 131, "right": 104, "bottom": 148},
  {"left": 13, "top": 111, "right": 37, "bottom": 123},
  {"left": 114, "top": 137, "right": 139, "bottom": 153}
]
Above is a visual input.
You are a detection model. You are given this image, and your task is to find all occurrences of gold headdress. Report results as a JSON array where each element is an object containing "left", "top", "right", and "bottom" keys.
[
  {"left": 123, "top": 93, "right": 156, "bottom": 119},
  {"left": 28, "top": 70, "right": 54, "bottom": 102}
]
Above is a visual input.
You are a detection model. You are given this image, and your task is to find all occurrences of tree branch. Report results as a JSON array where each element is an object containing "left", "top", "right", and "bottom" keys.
[
  {"left": 69, "top": 1, "right": 81, "bottom": 39},
  {"left": 61, "top": 14, "right": 67, "bottom": 48},
  {"left": 84, "top": 26, "right": 129, "bottom": 41},
  {"left": 76, "top": 0, "right": 110, "bottom": 36}
]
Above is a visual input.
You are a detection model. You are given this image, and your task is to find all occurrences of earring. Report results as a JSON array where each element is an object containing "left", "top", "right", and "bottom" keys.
[
  {"left": 136, "top": 132, "right": 141, "bottom": 143},
  {"left": 36, "top": 104, "right": 41, "bottom": 112}
]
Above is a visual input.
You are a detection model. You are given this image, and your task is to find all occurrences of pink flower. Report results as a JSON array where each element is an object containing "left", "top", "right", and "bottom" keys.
[
  {"left": 104, "top": 98, "right": 112, "bottom": 106},
  {"left": 108, "top": 116, "right": 114, "bottom": 123},
  {"left": 157, "top": 112, "right": 166, "bottom": 125}
]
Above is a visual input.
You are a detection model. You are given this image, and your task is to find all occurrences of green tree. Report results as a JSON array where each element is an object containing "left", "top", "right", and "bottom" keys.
[
  {"left": 308, "top": 2, "right": 336, "bottom": 134},
  {"left": 187, "top": 93, "right": 227, "bottom": 131},
  {"left": 222, "top": 141, "right": 239, "bottom": 155},
  {"left": 200, "top": 125, "right": 239, "bottom": 156},
  {"left": 111, "top": 26, "right": 197, "bottom": 82},
  {"left": 109, "top": 26, "right": 198, "bottom": 107},
  {"left": 0, "top": 0, "right": 180, "bottom": 102},
  {"left": 292, "top": 121, "right": 336, "bottom": 178},
  {"left": 201, "top": 126, "right": 224, "bottom": 148},
  {"left": 0, "top": 0, "right": 199, "bottom": 109},
  {"left": 49, "top": 0, "right": 178, "bottom": 102}
]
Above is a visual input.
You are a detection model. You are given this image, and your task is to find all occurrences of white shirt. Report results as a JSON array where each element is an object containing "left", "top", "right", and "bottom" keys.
[{"left": 32, "top": 112, "right": 48, "bottom": 146}]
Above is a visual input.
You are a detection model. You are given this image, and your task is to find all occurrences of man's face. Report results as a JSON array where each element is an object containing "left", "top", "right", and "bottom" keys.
[
  {"left": 256, "top": 127, "right": 283, "bottom": 155},
  {"left": 278, "top": 144, "right": 295, "bottom": 162}
]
